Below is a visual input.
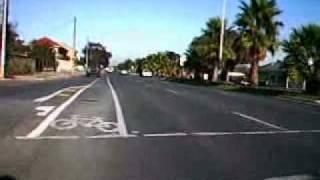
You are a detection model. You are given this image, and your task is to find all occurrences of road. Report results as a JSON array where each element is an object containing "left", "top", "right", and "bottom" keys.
[{"left": 0, "top": 73, "right": 320, "bottom": 180}]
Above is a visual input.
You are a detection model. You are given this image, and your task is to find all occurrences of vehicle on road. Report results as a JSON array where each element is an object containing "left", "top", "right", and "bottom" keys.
[
  {"left": 141, "top": 71, "right": 153, "bottom": 77},
  {"left": 120, "top": 70, "right": 129, "bottom": 75},
  {"left": 105, "top": 67, "right": 114, "bottom": 73},
  {"left": 85, "top": 42, "right": 111, "bottom": 78},
  {"left": 86, "top": 66, "right": 102, "bottom": 77}
]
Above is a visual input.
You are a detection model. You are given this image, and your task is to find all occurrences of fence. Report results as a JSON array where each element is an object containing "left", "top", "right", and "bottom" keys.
[{"left": 7, "top": 55, "right": 35, "bottom": 75}]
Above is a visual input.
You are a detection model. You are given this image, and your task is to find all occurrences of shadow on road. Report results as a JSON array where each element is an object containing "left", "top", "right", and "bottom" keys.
[{"left": 0, "top": 175, "right": 17, "bottom": 180}]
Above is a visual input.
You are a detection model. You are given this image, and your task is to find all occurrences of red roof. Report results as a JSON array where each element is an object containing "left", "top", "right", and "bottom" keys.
[{"left": 35, "top": 37, "right": 59, "bottom": 47}]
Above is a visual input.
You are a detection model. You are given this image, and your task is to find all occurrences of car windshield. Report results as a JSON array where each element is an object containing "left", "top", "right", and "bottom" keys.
[{"left": 0, "top": 0, "right": 320, "bottom": 180}]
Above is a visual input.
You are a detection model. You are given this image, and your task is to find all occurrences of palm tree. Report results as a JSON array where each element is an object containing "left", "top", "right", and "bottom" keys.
[
  {"left": 236, "top": 0, "right": 283, "bottom": 86},
  {"left": 283, "top": 24, "right": 320, "bottom": 94},
  {"left": 195, "top": 17, "right": 222, "bottom": 81},
  {"left": 192, "top": 17, "right": 239, "bottom": 81}
]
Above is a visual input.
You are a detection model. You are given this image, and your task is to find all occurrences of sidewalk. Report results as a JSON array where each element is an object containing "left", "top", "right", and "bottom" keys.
[{"left": 0, "top": 72, "right": 85, "bottom": 82}]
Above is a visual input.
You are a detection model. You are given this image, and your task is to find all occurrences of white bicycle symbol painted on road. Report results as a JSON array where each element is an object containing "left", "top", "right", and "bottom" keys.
[{"left": 50, "top": 115, "right": 119, "bottom": 133}]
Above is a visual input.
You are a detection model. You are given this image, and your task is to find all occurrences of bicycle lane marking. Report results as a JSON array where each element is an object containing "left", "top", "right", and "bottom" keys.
[
  {"left": 49, "top": 115, "right": 119, "bottom": 134},
  {"left": 21, "top": 79, "right": 99, "bottom": 139}
]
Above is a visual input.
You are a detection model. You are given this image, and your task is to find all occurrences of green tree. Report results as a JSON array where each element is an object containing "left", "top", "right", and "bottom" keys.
[
  {"left": 194, "top": 17, "right": 223, "bottom": 81},
  {"left": 283, "top": 24, "right": 320, "bottom": 94},
  {"left": 30, "top": 41, "right": 56, "bottom": 72},
  {"left": 186, "top": 17, "right": 238, "bottom": 81},
  {"left": 4, "top": 23, "right": 30, "bottom": 75},
  {"left": 236, "top": 0, "right": 283, "bottom": 86}
]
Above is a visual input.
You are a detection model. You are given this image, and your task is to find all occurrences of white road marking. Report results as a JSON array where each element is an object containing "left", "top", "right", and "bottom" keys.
[
  {"left": 16, "top": 129, "right": 320, "bottom": 140},
  {"left": 143, "top": 132, "right": 188, "bottom": 137},
  {"left": 232, "top": 112, "right": 288, "bottom": 131},
  {"left": 50, "top": 115, "right": 119, "bottom": 133},
  {"left": 57, "top": 93, "right": 70, "bottom": 97},
  {"left": 34, "top": 86, "right": 84, "bottom": 103},
  {"left": 87, "top": 134, "right": 137, "bottom": 139},
  {"left": 131, "top": 131, "right": 140, "bottom": 134},
  {"left": 16, "top": 136, "right": 80, "bottom": 140},
  {"left": 35, "top": 106, "right": 55, "bottom": 117},
  {"left": 106, "top": 76, "right": 129, "bottom": 137},
  {"left": 166, "top": 89, "right": 179, "bottom": 95},
  {"left": 191, "top": 130, "right": 320, "bottom": 136},
  {"left": 34, "top": 87, "right": 70, "bottom": 103},
  {"left": 265, "top": 175, "right": 314, "bottom": 180},
  {"left": 26, "top": 79, "right": 99, "bottom": 138}
]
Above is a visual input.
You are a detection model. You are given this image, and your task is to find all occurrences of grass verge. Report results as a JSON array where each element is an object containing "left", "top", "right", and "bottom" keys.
[{"left": 168, "top": 78, "right": 320, "bottom": 106}]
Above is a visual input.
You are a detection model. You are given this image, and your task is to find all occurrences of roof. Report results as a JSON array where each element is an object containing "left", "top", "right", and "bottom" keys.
[
  {"left": 260, "top": 61, "right": 285, "bottom": 72},
  {"left": 35, "top": 37, "right": 60, "bottom": 47}
]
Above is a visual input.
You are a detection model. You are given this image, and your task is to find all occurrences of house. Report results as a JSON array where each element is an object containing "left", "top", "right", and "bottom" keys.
[
  {"left": 259, "top": 61, "right": 286, "bottom": 87},
  {"left": 35, "top": 37, "right": 78, "bottom": 72}
]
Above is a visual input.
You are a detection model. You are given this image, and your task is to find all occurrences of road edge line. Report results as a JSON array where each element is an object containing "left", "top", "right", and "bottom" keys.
[
  {"left": 106, "top": 76, "right": 129, "bottom": 137},
  {"left": 26, "top": 79, "right": 99, "bottom": 138}
]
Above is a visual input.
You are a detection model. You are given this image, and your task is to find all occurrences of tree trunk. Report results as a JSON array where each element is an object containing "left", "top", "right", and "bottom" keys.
[
  {"left": 249, "top": 60, "right": 259, "bottom": 86},
  {"left": 212, "top": 65, "right": 219, "bottom": 82}
]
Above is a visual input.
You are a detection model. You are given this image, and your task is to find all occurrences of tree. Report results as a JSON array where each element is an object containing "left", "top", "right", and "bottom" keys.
[
  {"left": 133, "top": 51, "right": 181, "bottom": 77},
  {"left": 185, "top": 17, "right": 239, "bottom": 81},
  {"left": 184, "top": 45, "right": 202, "bottom": 79},
  {"left": 3, "top": 23, "right": 30, "bottom": 75},
  {"left": 235, "top": 0, "right": 283, "bottom": 86},
  {"left": 194, "top": 17, "right": 223, "bottom": 81},
  {"left": 283, "top": 24, "right": 320, "bottom": 94},
  {"left": 117, "top": 59, "right": 135, "bottom": 71},
  {"left": 30, "top": 41, "right": 56, "bottom": 72}
]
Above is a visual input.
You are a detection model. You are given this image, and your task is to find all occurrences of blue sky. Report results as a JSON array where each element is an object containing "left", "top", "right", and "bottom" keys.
[{"left": 10, "top": 0, "right": 320, "bottom": 64}]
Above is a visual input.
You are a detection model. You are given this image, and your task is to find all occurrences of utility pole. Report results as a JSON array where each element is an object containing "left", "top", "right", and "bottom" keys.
[
  {"left": 218, "top": 0, "right": 227, "bottom": 81},
  {"left": 85, "top": 38, "right": 89, "bottom": 69},
  {"left": 0, "top": 0, "right": 8, "bottom": 78},
  {"left": 72, "top": 16, "right": 77, "bottom": 72}
]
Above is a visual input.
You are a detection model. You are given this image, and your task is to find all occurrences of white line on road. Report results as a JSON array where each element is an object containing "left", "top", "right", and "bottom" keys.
[
  {"left": 106, "top": 76, "right": 129, "bottom": 137},
  {"left": 34, "top": 87, "right": 70, "bottom": 103},
  {"left": 35, "top": 106, "right": 55, "bottom": 117},
  {"left": 143, "top": 132, "right": 188, "bottom": 137},
  {"left": 26, "top": 79, "right": 99, "bottom": 138},
  {"left": 16, "top": 129, "right": 320, "bottom": 140},
  {"left": 87, "top": 134, "right": 137, "bottom": 139},
  {"left": 166, "top": 89, "right": 179, "bottom": 95},
  {"left": 189, "top": 130, "right": 320, "bottom": 137},
  {"left": 16, "top": 136, "right": 80, "bottom": 140},
  {"left": 34, "top": 86, "right": 84, "bottom": 103},
  {"left": 232, "top": 112, "right": 288, "bottom": 131}
]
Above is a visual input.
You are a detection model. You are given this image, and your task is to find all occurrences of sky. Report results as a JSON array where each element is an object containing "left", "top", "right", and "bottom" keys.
[{"left": 10, "top": 0, "right": 320, "bottom": 65}]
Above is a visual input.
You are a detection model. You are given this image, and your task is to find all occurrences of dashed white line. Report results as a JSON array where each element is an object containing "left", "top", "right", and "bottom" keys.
[
  {"left": 106, "top": 76, "right": 129, "bottom": 137},
  {"left": 26, "top": 79, "right": 99, "bottom": 138},
  {"left": 35, "top": 106, "right": 55, "bottom": 117},
  {"left": 166, "top": 89, "right": 179, "bottom": 95},
  {"left": 232, "top": 112, "right": 288, "bottom": 131},
  {"left": 87, "top": 134, "right": 136, "bottom": 139},
  {"left": 143, "top": 132, "right": 188, "bottom": 137},
  {"left": 34, "top": 87, "right": 70, "bottom": 103},
  {"left": 16, "top": 136, "right": 80, "bottom": 140}
]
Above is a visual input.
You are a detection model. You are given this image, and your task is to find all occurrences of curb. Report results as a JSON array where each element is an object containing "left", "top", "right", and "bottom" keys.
[{"left": 277, "top": 96, "right": 320, "bottom": 107}]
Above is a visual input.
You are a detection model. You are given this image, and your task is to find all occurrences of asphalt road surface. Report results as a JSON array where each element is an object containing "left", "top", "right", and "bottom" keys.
[{"left": 1, "top": 73, "right": 320, "bottom": 180}]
